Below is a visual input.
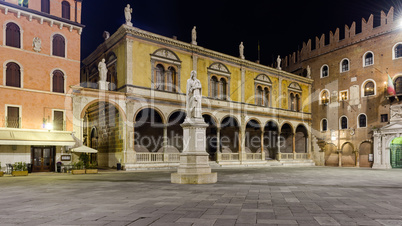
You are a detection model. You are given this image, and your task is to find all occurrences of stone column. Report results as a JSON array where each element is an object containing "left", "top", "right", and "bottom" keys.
[
  {"left": 216, "top": 127, "right": 221, "bottom": 161},
  {"left": 355, "top": 149, "right": 360, "bottom": 167},
  {"left": 372, "top": 133, "right": 382, "bottom": 169},
  {"left": 163, "top": 125, "right": 168, "bottom": 162},
  {"left": 293, "top": 133, "right": 296, "bottom": 160},
  {"left": 125, "top": 122, "right": 136, "bottom": 165},
  {"left": 277, "top": 133, "right": 281, "bottom": 160},
  {"left": 338, "top": 150, "right": 342, "bottom": 167},
  {"left": 261, "top": 129, "right": 265, "bottom": 160}
]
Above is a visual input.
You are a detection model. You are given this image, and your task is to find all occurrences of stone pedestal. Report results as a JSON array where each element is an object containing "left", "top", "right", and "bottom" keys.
[
  {"left": 126, "top": 22, "right": 133, "bottom": 27},
  {"left": 98, "top": 81, "right": 109, "bottom": 91},
  {"left": 171, "top": 118, "right": 217, "bottom": 184}
]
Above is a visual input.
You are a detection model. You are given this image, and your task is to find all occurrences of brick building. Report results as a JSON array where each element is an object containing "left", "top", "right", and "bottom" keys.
[
  {"left": 0, "top": 0, "right": 83, "bottom": 172},
  {"left": 282, "top": 7, "right": 402, "bottom": 168}
]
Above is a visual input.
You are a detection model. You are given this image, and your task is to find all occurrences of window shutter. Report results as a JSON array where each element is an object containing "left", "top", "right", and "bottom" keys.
[
  {"left": 53, "top": 35, "right": 65, "bottom": 57},
  {"left": 62, "top": 1, "right": 70, "bottom": 20},
  {"left": 6, "top": 63, "right": 21, "bottom": 88},
  {"left": 53, "top": 70, "right": 65, "bottom": 93},
  {"left": 41, "top": 0, "right": 50, "bottom": 13},
  {"left": 6, "top": 23, "right": 21, "bottom": 48}
]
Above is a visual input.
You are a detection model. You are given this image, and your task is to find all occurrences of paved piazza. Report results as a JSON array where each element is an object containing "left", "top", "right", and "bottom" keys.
[{"left": 1, "top": 167, "right": 402, "bottom": 226}]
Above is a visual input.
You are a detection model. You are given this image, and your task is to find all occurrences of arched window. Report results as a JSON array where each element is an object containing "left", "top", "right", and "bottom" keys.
[
  {"left": 6, "top": 62, "right": 21, "bottom": 88},
  {"left": 394, "top": 44, "right": 402, "bottom": 59},
  {"left": 155, "top": 64, "right": 164, "bottom": 91},
  {"left": 358, "top": 114, "right": 367, "bottom": 128},
  {"left": 364, "top": 52, "right": 374, "bottom": 66},
  {"left": 321, "top": 90, "right": 329, "bottom": 104},
  {"left": 340, "top": 116, "right": 348, "bottom": 130},
  {"left": 52, "top": 34, "right": 65, "bottom": 57},
  {"left": 290, "top": 93, "right": 295, "bottom": 111},
  {"left": 52, "top": 70, "right": 65, "bottom": 93},
  {"left": 166, "top": 67, "right": 176, "bottom": 92},
  {"left": 364, "top": 81, "right": 375, "bottom": 96},
  {"left": 295, "top": 94, "right": 301, "bottom": 112},
  {"left": 321, "top": 119, "right": 328, "bottom": 132},
  {"left": 220, "top": 78, "right": 227, "bottom": 100},
  {"left": 61, "top": 1, "right": 71, "bottom": 20},
  {"left": 395, "top": 77, "right": 402, "bottom": 95},
  {"left": 321, "top": 65, "right": 329, "bottom": 78},
  {"left": 211, "top": 76, "right": 218, "bottom": 98},
  {"left": 264, "top": 87, "right": 270, "bottom": 107},
  {"left": 41, "top": 0, "right": 50, "bottom": 13},
  {"left": 341, "top": 59, "right": 349, "bottom": 72},
  {"left": 6, "top": 22, "right": 21, "bottom": 48},
  {"left": 256, "top": 86, "right": 263, "bottom": 105}
]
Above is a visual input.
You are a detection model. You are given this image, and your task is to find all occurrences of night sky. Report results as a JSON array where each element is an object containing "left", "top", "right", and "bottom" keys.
[{"left": 81, "top": 0, "right": 402, "bottom": 66}]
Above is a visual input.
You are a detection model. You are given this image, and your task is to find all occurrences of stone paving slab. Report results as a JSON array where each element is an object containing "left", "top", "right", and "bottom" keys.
[{"left": 1, "top": 167, "right": 402, "bottom": 225}]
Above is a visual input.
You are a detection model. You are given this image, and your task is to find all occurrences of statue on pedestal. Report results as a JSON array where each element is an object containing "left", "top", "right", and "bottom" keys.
[
  {"left": 125, "top": 4, "right": 133, "bottom": 26},
  {"left": 191, "top": 26, "right": 197, "bottom": 45},
  {"left": 98, "top": 58, "right": 108, "bottom": 82},
  {"left": 186, "top": 70, "right": 202, "bottom": 119},
  {"left": 277, "top": 55, "right": 282, "bottom": 70},
  {"left": 239, "top": 42, "right": 244, "bottom": 59}
]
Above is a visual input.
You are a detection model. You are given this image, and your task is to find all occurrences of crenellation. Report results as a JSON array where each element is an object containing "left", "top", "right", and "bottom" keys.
[
  {"left": 334, "top": 28, "right": 340, "bottom": 43},
  {"left": 361, "top": 14, "right": 374, "bottom": 35}
]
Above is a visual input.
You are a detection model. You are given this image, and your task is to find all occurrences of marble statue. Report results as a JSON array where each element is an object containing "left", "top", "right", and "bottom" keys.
[
  {"left": 124, "top": 4, "right": 133, "bottom": 26},
  {"left": 307, "top": 65, "right": 311, "bottom": 78},
  {"left": 186, "top": 70, "right": 202, "bottom": 119},
  {"left": 277, "top": 55, "right": 282, "bottom": 70},
  {"left": 191, "top": 26, "right": 197, "bottom": 45},
  {"left": 239, "top": 42, "right": 244, "bottom": 59},
  {"left": 32, "top": 37, "right": 41, "bottom": 52},
  {"left": 98, "top": 58, "right": 108, "bottom": 82}
]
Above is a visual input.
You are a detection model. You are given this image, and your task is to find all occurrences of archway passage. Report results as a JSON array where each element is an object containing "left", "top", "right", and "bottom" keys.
[
  {"left": 83, "top": 101, "right": 123, "bottom": 167},
  {"left": 295, "top": 125, "right": 308, "bottom": 153},
  {"left": 264, "top": 121, "right": 278, "bottom": 159},
  {"left": 280, "top": 123, "right": 293, "bottom": 153},
  {"left": 167, "top": 111, "right": 186, "bottom": 153},
  {"left": 390, "top": 137, "right": 402, "bottom": 168},
  {"left": 359, "top": 142, "right": 373, "bottom": 168},
  {"left": 341, "top": 143, "right": 355, "bottom": 167},
  {"left": 220, "top": 116, "right": 239, "bottom": 153},
  {"left": 245, "top": 120, "right": 261, "bottom": 153},
  {"left": 134, "top": 108, "right": 164, "bottom": 153},
  {"left": 325, "top": 143, "right": 338, "bottom": 166},
  {"left": 203, "top": 114, "right": 217, "bottom": 160}
]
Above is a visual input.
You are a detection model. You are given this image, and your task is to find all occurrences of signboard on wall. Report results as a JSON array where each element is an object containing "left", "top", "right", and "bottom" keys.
[{"left": 61, "top": 155, "right": 71, "bottom": 161}]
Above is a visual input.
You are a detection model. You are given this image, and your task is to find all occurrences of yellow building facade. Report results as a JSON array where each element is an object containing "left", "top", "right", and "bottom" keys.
[{"left": 76, "top": 24, "right": 314, "bottom": 169}]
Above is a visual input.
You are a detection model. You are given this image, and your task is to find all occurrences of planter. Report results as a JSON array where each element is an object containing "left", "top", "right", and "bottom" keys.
[
  {"left": 0, "top": 171, "right": 4, "bottom": 177},
  {"left": 71, "top": 169, "right": 85, "bottom": 175},
  {"left": 85, "top": 169, "right": 98, "bottom": 174},
  {"left": 12, "top": 171, "right": 28, "bottom": 176}
]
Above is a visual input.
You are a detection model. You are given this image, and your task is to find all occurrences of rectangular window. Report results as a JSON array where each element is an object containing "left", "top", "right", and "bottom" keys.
[
  {"left": 53, "top": 110, "right": 65, "bottom": 131},
  {"left": 340, "top": 91, "right": 348, "bottom": 101},
  {"left": 381, "top": 114, "right": 388, "bottom": 123},
  {"left": 6, "top": 106, "right": 20, "bottom": 128}
]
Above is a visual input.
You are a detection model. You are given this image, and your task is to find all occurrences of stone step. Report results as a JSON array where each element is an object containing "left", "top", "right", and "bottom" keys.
[{"left": 280, "top": 159, "right": 316, "bottom": 167}]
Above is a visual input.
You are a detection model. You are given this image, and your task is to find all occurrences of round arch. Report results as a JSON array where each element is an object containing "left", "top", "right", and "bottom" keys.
[
  {"left": 362, "top": 51, "right": 374, "bottom": 67},
  {"left": 220, "top": 115, "right": 240, "bottom": 128},
  {"left": 133, "top": 106, "right": 166, "bottom": 125},
  {"left": 80, "top": 99, "right": 127, "bottom": 121},
  {"left": 280, "top": 123, "right": 293, "bottom": 154},
  {"left": 3, "top": 60, "right": 24, "bottom": 88},
  {"left": 358, "top": 140, "right": 373, "bottom": 168},
  {"left": 341, "top": 142, "right": 355, "bottom": 167},
  {"left": 324, "top": 143, "right": 338, "bottom": 166},
  {"left": 264, "top": 120, "right": 279, "bottom": 159},
  {"left": 295, "top": 124, "right": 308, "bottom": 153}
]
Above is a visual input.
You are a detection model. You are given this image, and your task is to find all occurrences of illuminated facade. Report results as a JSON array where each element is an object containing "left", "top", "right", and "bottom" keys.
[
  {"left": 77, "top": 23, "right": 314, "bottom": 169},
  {"left": 0, "top": 0, "right": 83, "bottom": 172},
  {"left": 283, "top": 7, "right": 402, "bottom": 168}
]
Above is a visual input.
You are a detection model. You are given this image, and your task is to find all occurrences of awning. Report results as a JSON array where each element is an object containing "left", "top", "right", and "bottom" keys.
[
  {"left": 71, "top": 145, "right": 98, "bottom": 153},
  {"left": 0, "top": 130, "right": 75, "bottom": 146}
]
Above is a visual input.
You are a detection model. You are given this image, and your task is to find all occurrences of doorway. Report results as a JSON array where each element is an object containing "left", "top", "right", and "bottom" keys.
[
  {"left": 391, "top": 137, "right": 402, "bottom": 168},
  {"left": 31, "top": 146, "right": 55, "bottom": 172}
]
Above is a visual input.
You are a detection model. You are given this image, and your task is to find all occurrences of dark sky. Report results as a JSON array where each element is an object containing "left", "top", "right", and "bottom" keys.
[{"left": 81, "top": 0, "right": 402, "bottom": 66}]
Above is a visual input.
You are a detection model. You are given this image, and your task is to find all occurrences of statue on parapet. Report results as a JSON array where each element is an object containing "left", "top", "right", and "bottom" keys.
[
  {"left": 191, "top": 26, "right": 197, "bottom": 45},
  {"left": 125, "top": 4, "right": 133, "bottom": 26},
  {"left": 277, "top": 55, "right": 282, "bottom": 70},
  {"left": 98, "top": 58, "right": 108, "bottom": 82},
  {"left": 239, "top": 42, "right": 244, "bottom": 59}
]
